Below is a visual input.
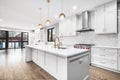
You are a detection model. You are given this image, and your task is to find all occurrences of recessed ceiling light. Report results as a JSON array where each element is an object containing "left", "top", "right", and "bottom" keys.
[
  {"left": 0, "top": 19, "right": 3, "bottom": 22},
  {"left": 72, "top": 5, "right": 77, "bottom": 10}
]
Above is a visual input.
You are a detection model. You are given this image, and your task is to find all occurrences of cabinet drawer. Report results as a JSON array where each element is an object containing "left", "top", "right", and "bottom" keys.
[
  {"left": 92, "top": 57, "right": 117, "bottom": 70},
  {"left": 91, "top": 48, "right": 117, "bottom": 60},
  {"left": 104, "top": 49, "right": 117, "bottom": 53}
]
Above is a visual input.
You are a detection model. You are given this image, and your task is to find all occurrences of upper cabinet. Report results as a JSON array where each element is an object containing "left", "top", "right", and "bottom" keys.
[
  {"left": 59, "top": 15, "right": 77, "bottom": 36},
  {"left": 95, "top": 1, "right": 117, "bottom": 34}
]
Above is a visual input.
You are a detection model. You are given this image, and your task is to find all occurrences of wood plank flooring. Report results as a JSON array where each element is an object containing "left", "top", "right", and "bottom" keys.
[{"left": 0, "top": 49, "right": 120, "bottom": 80}]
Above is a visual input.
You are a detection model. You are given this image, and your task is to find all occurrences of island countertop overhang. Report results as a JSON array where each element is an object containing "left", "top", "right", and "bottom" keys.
[{"left": 25, "top": 45, "right": 90, "bottom": 58}]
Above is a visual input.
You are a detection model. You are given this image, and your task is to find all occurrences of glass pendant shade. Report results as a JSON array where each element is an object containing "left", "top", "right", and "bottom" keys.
[
  {"left": 46, "top": 19, "right": 51, "bottom": 25},
  {"left": 59, "top": 13, "right": 65, "bottom": 20},
  {"left": 38, "top": 8, "right": 43, "bottom": 28},
  {"left": 59, "top": 0, "right": 66, "bottom": 20},
  {"left": 38, "top": 24, "right": 42, "bottom": 28}
]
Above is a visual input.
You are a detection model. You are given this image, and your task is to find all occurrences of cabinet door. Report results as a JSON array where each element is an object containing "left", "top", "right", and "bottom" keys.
[
  {"left": 35, "top": 29, "right": 40, "bottom": 41},
  {"left": 59, "top": 20, "right": 67, "bottom": 36},
  {"left": 118, "top": 52, "right": 120, "bottom": 71},
  {"left": 76, "top": 15, "right": 82, "bottom": 30},
  {"left": 46, "top": 53, "right": 57, "bottom": 76},
  {"left": 37, "top": 50, "right": 45, "bottom": 67},
  {"left": 91, "top": 48, "right": 118, "bottom": 70},
  {"left": 57, "top": 57, "right": 67, "bottom": 80},
  {"left": 59, "top": 16, "right": 76, "bottom": 36},
  {"left": 68, "top": 16, "right": 76, "bottom": 36},
  {"left": 105, "top": 1, "right": 117, "bottom": 33},
  {"left": 32, "top": 49, "right": 38, "bottom": 62},
  {"left": 95, "top": 6, "right": 105, "bottom": 34}
]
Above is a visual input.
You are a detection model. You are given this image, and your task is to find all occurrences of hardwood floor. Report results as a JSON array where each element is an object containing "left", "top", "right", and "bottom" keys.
[
  {"left": 0, "top": 49, "right": 56, "bottom": 80},
  {"left": 0, "top": 49, "right": 120, "bottom": 80}
]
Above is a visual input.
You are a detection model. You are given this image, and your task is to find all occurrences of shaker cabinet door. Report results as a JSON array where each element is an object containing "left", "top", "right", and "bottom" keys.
[
  {"left": 118, "top": 53, "right": 120, "bottom": 71},
  {"left": 37, "top": 50, "right": 45, "bottom": 67},
  {"left": 95, "top": 6, "right": 105, "bottom": 34},
  {"left": 46, "top": 53, "right": 57, "bottom": 76},
  {"left": 32, "top": 49, "right": 38, "bottom": 63},
  {"left": 104, "top": 1, "right": 117, "bottom": 33},
  {"left": 95, "top": 1, "right": 117, "bottom": 34}
]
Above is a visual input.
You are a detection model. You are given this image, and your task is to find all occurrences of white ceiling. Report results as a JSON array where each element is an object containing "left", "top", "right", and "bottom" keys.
[{"left": 0, "top": 0, "right": 113, "bottom": 30}]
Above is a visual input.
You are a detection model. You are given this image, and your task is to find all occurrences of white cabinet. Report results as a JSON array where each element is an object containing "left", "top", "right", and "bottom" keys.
[
  {"left": 118, "top": 51, "right": 120, "bottom": 71},
  {"left": 57, "top": 57, "right": 68, "bottom": 80},
  {"left": 59, "top": 15, "right": 77, "bottom": 36},
  {"left": 91, "top": 47, "right": 118, "bottom": 70},
  {"left": 104, "top": 1, "right": 117, "bottom": 33},
  {"left": 37, "top": 50, "right": 45, "bottom": 67},
  {"left": 95, "top": 6, "right": 105, "bottom": 34},
  {"left": 95, "top": 1, "right": 117, "bottom": 34},
  {"left": 32, "top": 49, "right": 38, "bottom": 63},
  {"left": 46, "top": 53, "right": 57, "bottom": 77},
  {"left": 35, "top": 28, "right": 41, "bottom": 42},
  {"left": 76, "top": 15, "right": 82, "bottom": 30}
]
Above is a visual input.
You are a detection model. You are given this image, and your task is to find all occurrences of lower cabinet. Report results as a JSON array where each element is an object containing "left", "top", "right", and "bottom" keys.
[
  {"left": 118, "top": 51, "right": 120, "bottom": 71},
  {"left": 57, "top": 57, "right": 68, "bottom": 80},
  {"left": 37, "top": 50, "right": 45, "bottom": 68},
  {"left": 91, "top": 47, "right": 118, "bottom": 71},
  {"left": 45, "top": 53, "right": 57, "bottom": 77},
  {"left": 32, "top": 49, "right": 38, "bottom": 63},
  {"left": 31, "top": 49, "right": 89, "bottom": 80}
]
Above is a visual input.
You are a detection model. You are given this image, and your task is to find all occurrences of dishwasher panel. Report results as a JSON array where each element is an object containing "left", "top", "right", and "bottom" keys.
[{"left": 68, "top": 53, "right": 89, "bottom": 80}]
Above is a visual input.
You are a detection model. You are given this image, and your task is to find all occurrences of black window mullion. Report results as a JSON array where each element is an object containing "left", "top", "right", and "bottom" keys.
[
  {"left": 47, "top": 28, "right": 54, "bottom": 42},
  {"left": 51, "top": 29, "right": 53, "bottom": 41}
]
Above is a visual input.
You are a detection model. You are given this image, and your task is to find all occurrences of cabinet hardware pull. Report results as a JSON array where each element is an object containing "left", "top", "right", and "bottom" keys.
[{"left": 69, "top": 53, "right": 89, "bottom": 63}]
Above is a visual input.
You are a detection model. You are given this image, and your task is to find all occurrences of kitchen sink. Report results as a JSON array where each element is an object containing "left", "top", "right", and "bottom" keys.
[{"left": 58, "top": 47, "right": 67, "bottom": 49}]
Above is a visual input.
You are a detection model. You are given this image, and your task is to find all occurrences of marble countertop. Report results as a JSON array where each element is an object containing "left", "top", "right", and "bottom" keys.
[
  {"left": 92, "top": 46, "right": 120, "bottom": 49},
  {"left": 25, "top": 44, "right": 89, "bottom": 58}
]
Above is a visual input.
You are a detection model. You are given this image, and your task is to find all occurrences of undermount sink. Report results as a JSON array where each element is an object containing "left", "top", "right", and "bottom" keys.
[{"left": 58, "top": 47, "right": 67, "bottom": 49}]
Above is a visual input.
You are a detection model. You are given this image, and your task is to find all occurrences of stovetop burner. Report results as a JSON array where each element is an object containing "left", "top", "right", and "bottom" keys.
[{"left": 74, "top": 44, "right": 94, "bottom": 50}]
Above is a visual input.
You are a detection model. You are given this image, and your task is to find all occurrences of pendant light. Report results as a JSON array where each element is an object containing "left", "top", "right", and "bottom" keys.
[
  {"left": 46, "top": 0, "right": 51, "bottom": 25},
  {"left": 38, "top": 8, "right": 43, "bottom": 28},
  {"left": 59, "top": 0, "right": 66, "bottom": 20}
]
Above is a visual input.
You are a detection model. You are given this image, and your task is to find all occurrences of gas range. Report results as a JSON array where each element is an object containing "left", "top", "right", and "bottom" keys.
[{"left": 74, "top": 44, "right": 94, "bottom": 50}]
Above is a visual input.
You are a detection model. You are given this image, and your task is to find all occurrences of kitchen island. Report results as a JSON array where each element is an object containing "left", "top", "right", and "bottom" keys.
[{"left": 25, "top": 44, "right": 90, "bottom": 80}]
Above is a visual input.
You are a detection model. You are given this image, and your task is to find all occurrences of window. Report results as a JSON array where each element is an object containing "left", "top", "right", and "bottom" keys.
[
  {"left": 0, "top": 30, "right": 7, "bottom": 49},
  {"left": 0, "top": 30, "right": 29, "bottom": 49},
  {"left": 47, "top": 28, "right": 55, "bottom": 42}
]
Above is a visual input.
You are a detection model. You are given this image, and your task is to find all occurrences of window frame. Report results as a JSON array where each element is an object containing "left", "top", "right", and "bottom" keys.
[{"left": 47, "top": 27, "right": 55, "bottom": 42}]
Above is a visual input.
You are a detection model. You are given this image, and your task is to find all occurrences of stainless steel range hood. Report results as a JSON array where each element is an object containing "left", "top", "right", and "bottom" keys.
[{"left": 77, "top": 11, "right": 94, "bottom": 32}]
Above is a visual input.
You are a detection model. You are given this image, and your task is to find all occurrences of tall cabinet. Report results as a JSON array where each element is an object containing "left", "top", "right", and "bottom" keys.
[{"left": 95, "top": 1, "right": 117, "bottom": 34}]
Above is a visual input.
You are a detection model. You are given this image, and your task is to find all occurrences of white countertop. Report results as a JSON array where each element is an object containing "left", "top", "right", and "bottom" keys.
[
  {"left": 25, "top": 44, "right": 89, "bottom": 58},
  {"left": 92, "top": 46, "right": 120, "bottom": 49}
]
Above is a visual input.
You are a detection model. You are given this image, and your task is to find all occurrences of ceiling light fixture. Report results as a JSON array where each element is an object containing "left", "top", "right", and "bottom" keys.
[
  {"left": 45, "top": 0, "right": 51, "bottom": 25},
  {"left": 38, "top": 8, "right": 43, "bottom": 28},
  {"left": 59, "top": 0, "right": 66, "bottom": 20}
]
